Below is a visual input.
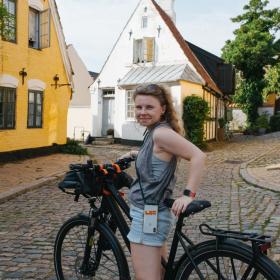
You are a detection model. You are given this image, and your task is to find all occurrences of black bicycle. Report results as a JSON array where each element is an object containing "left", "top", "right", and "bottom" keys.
[{"left": 54, "top": 158, "right": 280, "bottom": 279}]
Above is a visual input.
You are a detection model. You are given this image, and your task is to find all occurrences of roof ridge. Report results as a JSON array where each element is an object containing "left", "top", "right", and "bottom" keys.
[{"left": 151, "top": 0, "right": 222, "bottom": 94}]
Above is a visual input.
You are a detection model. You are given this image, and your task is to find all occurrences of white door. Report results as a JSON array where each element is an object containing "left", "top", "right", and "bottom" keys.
[{"left": 102, "top": 96, "right": 115, "bottom": 136}]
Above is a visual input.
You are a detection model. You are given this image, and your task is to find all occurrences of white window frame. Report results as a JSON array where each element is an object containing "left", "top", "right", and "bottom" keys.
[
  {"left": 133, "top": 37, "right": 155, "bottom": 64},
  {"left": 142, "top": 16, "right": 148, "bottom": 28},
  {"left": 126, "top": 90, "right": 135, "bottom": 120}
]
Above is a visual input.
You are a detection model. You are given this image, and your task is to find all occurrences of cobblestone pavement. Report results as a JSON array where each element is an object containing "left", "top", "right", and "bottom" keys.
[
  {"left": 0, "top": 133, "right": 280, "bottom": 279},
  {"left": 0, "top": 154, "right": 88, "bottom": 203}
]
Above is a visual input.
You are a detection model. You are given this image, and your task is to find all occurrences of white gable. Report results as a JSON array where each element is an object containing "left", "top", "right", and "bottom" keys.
[
  {"left": 90, "top": 0, "right": 205, "bottom": 139},
  {"left": 92, "top": 0, "right": 201, "bottom": 91}
]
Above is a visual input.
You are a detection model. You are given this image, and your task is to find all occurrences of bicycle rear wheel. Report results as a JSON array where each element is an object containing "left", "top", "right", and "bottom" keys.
[
  {"left": 175, "top": 239, "right": 280, "bottom": 280},
  {"left": 54, "top": 214, "right": 129, "bottom": 280}
]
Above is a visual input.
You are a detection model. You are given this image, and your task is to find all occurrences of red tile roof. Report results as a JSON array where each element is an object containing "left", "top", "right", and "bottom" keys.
[{"left": 151, "top": 0, "right": 222, "bottom": 95}]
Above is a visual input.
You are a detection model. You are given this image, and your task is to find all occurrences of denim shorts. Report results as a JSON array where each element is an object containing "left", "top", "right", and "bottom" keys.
[{"left": 127, "top": 205, "right": 175, "bottom": 247}]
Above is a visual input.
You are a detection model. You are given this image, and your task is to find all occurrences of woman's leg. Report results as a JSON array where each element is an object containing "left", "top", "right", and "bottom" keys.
[
  {"left": 160, "top": 242, "right": 168, "bottom": 279},
  {"left": 131, "top": 242, "right": 162, "bottom": 280}
]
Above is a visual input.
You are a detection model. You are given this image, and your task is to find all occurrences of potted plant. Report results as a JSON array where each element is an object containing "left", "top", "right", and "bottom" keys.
[
  {"left": 217, "top": 117, "right": 226, "bottom": 141},
  {"left": 255, "top": 114, "right": 270, "bottom": 135},
  {"left": 106, "top": 128, "right": 114, "bottom": 138}
]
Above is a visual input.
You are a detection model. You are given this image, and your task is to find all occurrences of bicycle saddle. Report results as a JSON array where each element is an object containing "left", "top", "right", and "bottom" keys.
[{"left": 164, "top": 199, "right": 211, "bottom": 217}]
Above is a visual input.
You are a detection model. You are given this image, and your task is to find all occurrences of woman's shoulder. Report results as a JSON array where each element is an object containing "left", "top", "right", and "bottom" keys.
[{"left": 153, "top": 125, "right": 176, "bottom": 141}]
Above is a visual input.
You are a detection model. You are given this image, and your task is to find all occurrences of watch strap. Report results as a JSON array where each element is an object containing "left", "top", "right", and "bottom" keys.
[{"left": 183, "top": 189, "right": 196, "bottom": 198}]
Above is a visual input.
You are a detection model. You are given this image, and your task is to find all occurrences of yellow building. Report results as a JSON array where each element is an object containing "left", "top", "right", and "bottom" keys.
[{"left": 0, "top": 0, "right": 72, "bottom": 153}]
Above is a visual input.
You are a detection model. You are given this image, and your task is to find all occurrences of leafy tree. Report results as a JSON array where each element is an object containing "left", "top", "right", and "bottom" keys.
[
  {"left": 263, "top": 62, "right": 280, "bottom": 96},
  {"left": 222, "top": 0, "right": 280, "bottom": 126},
  {"left": 234, "top": 79, "right": 263, "bottom": 124}
]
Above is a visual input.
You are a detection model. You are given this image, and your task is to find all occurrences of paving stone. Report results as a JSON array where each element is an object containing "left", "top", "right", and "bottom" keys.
[{"left": 0, "top": 133, "right": 280, "bottom": 278}]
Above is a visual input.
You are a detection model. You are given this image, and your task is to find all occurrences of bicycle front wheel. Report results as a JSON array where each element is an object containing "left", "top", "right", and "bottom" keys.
[
  {"left": 54, "top": 214, "right": 129, "bottom": 280},
  {"left": 175, "top": 239, "right": 280, "bottom": 280}
]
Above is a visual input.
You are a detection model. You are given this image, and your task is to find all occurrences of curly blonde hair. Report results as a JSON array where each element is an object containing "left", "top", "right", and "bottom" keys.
[{"left": 133, "top": 84, "right": 182, "bottom": 135}]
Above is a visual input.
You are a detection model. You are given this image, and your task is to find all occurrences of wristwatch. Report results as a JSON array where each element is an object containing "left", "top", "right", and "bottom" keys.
[{"left": 183, "top": 189, "right": 196, "bottom": 198}]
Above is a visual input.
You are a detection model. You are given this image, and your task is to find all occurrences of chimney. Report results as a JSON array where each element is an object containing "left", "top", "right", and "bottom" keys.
[{"left": 156, "top": 0, "right": 176, "bottom": 23}]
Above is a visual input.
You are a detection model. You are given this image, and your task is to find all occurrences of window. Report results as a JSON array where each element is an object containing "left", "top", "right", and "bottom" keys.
[
  {"left": 133, "top": 37, "right": 155, "bottom": 63},
  {"left": 102, "top": 89, "right": 115, "bottom": 98},
  {"left": 28, "top": 90, "right": 43, "bottom": 128},
  {"left": 142, "top": 16, "right": 148, "bottom": 28},
  {"left": 29, "top": 8, "right": 50, "bottom": 49},
  {"left": 2, "top": 0, "right": 16, "bottom": 42},
  {"left": 0, "top": 87, "right": 16, "bottom": 129},
  {"left": 126, "top": 90, "right": 135, "bottom": 119}
]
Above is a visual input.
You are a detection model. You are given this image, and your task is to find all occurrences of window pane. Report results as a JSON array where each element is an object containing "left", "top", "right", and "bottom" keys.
[
  {"left": 29, "top": 9, "right": 39, "bottom": 48},
  {"left": 36, "top": 116, "right": 41, "bottom": 127},
  {"left": 28, "top": 113, "right": 34, "bottom": 127},
  {"left": 142, "top": 16, "right": 148, "bottom": 28},
  {"left": 29, "top": 92, "right": 35, "bottom": 103},
  {"left": 37, "top": 94, "right": 42, "bottom": 104},
  {"left": 28, "top": 91, "right": 43, "bottom": 128},
  {"left": 0, "top": 87, "right": 16, "bottom": 129},
  {"left": 3, "top": 0, "right": 16, "bottom": 41},
  {"left": 126, "top": 91, "right": 135, "bottom": 119},
  {"left": 8, "top": 1, "right": 15, "bottom": 15}
]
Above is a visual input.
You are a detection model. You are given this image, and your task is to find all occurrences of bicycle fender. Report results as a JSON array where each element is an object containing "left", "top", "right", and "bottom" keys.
[{"left": 174, "top": 237, "right": 264, "bottom": 274}]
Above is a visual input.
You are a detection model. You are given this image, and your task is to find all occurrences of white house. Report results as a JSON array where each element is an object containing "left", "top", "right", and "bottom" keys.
[
  {"left": 67, "top": 45, "right": 94, "bottom": 140},
  {"left": 90, "top": 0, "right": 235, "bottom": 144}
]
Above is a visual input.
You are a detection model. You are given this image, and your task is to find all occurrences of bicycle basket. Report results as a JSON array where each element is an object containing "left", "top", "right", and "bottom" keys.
[{"left": 58, "top": 167, "right": 102, "bottom": 196}]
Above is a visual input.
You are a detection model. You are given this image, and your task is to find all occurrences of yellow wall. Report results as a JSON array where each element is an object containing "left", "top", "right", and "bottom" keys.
[
  {"left": 180, "top": 80, "right": 204, "bottom": 102},
  {"left": 0, "top": 0, "right": 71, "bottom": 152},
  {"left": 179, "top": 80, "right": 223, "bottom": 140},
  {"left": 263, "top": 93, "right": 276, "bottom": 107}
]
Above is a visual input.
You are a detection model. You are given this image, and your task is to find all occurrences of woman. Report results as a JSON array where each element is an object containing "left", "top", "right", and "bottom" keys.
[{"left": 122, "top": 84, "right": 206, "bottom": 280}]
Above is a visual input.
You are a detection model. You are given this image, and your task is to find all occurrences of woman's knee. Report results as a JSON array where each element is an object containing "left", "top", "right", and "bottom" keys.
[{"left": 131, "top": 243, "right": 161, "bottom": 280}]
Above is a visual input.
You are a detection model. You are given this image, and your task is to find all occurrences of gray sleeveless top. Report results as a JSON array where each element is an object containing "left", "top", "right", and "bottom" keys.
[{"left": 128, "top": 122, "right": 177, "bottom": 210}]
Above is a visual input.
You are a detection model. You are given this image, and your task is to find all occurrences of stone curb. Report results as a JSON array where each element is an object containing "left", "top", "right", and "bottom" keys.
[
  {"left": 0, "top": 171, "right": 66, "bottom": 204},
  {"left": 239, "top": 147, "right": 280, "bottom": 193}
]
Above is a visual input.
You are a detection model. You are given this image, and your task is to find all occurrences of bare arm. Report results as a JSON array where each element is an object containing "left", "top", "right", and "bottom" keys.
[
  {"left": 154, "top": 128, "right": 206, "bottom": 216},
  {"left": 119, "top": 150, "right": 138, "bottom": 160}
]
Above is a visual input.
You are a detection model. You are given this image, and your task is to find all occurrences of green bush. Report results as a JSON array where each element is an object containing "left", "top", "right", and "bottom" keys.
[
  {"left": 269, "top": 114, "right": 280, "bottom": 132},
  {"left": 255, "top": 114, "right": 270, "bottom": 130},
  {"left": 182, "top": 96, "right": 209, "bottom": 148},
  {"left": 59, "top": 139, "right": 88, "bottom": 155}
]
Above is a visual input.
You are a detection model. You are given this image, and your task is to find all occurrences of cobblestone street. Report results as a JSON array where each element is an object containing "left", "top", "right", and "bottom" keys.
[{"left": 0, "top": 133, "right": 280, "bottom": 279}]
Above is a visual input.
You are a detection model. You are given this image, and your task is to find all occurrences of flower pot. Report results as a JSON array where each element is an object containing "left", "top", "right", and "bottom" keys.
[{"left": 258, "top": 128, "right": 266, "bottom": 135}]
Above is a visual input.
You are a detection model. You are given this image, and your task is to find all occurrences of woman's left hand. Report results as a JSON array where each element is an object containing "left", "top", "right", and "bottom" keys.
[{"left": 171, "top": 196, "right": 194, "bottom": 217}]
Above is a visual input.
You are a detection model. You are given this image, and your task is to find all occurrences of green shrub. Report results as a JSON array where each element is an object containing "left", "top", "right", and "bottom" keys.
[
  {"left": 182, "top": 96, "right": 209, "bottom": 148},
  {"left": 255, "top": 113, "right": 270, "bottom": 130},
  {"left": 269, "top": 114, "right": 280, "bottom": 132},
  {"left": 59, "top": 139, "right": 88, "bottom": 155}
]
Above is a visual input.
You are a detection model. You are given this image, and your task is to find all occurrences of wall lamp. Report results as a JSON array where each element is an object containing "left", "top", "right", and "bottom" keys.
[
  {"left": 51, "top": 74, "right": 71, "bottom": 89},
  {"left": 157, "top": 25, "right": 162, "bottom": 37},
  {"left": 19, "top": 68, "right": 27, "bottom": 85},
  {"left": 129, "top": 29, "right": 133, "bottom": 40}
]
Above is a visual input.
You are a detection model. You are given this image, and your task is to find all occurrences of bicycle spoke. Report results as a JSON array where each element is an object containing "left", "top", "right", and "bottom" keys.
[{"left": 231, "top": 257, "right": 237, "bottom": 280}]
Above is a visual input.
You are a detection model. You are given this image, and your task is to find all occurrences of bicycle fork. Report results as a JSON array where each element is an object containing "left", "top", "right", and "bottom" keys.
[{"left": 80, "top": 212, "right": 101, "bottom": 276}]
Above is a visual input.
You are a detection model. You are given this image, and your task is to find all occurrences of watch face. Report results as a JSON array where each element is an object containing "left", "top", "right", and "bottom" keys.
[{"left": 183, "top": 189, "right": 191, "bottom": 196}]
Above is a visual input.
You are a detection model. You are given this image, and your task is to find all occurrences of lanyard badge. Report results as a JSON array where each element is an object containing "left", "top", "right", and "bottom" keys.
[{"left": 143, "top": 204, "right": 158, "bottom": 234}]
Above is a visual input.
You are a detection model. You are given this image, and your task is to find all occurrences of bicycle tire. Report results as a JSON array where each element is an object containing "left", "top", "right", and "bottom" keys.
[
  {"left": 175, "top": 239, "right": 280, "bottom": 280},
  {"left": 54, "top": 214, "right": 130, "bottom": 280}
]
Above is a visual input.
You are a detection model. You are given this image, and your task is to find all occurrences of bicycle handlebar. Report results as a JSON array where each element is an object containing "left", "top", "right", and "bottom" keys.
[{"left": 69, "top": 157, "right": 135, "bottom": 174}]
